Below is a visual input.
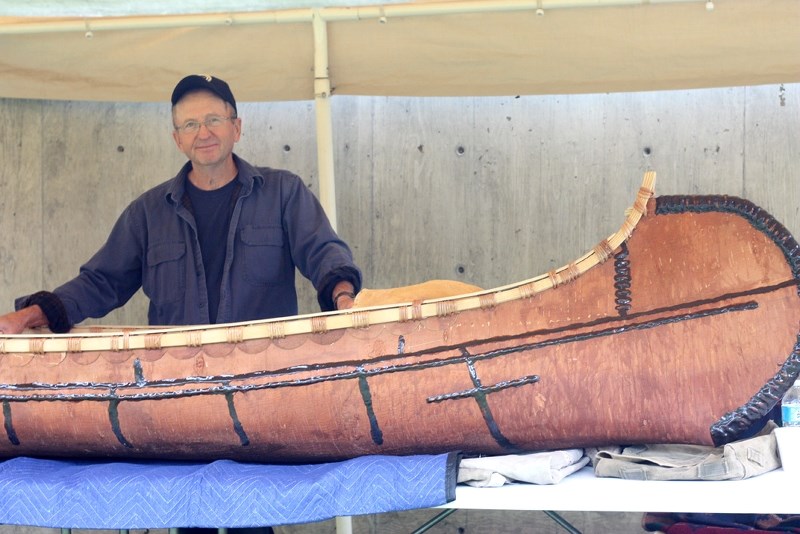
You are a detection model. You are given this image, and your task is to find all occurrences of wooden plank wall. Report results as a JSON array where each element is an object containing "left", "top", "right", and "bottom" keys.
[{"left": 0, "top": 83, "right": 797, "bottom": 532}]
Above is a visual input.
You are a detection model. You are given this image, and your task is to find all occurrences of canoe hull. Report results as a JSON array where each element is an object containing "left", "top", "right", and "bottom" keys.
[{"left": 1, "top": 194, "right": 799, "bottom": 461}]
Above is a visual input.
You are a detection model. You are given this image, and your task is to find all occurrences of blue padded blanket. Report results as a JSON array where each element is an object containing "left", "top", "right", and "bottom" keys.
[{"left": 0, "top": 453, "right": 458, "bottom": 529}]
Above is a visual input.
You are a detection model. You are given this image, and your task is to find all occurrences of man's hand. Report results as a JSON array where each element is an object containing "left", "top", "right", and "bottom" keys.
[{"left": 0, "top": 306, "right": 48, "bottom": 335}]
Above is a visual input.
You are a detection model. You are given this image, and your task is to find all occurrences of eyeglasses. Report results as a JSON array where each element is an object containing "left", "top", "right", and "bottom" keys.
[{"left": 174, "top": 115, "right": 236, "bottom": 135}]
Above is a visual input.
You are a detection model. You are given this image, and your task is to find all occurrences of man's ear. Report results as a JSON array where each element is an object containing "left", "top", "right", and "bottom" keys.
[
  {"left": 172, "top": 129, "right": 182, "bottom": 149},
  {"left": 233, "top": 117, "right": 242, "bottom": 142}
]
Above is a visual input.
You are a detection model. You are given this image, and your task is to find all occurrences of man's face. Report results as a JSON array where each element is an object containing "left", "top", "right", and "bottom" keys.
[{"left": 171, "top": 90, "right": 241, "bottom": 170}]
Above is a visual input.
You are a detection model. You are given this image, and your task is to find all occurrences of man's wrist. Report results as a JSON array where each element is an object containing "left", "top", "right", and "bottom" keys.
[
  {"left": 23, "top": 291, "right": 72, "bottom": 333},
  {"left": 333, "top": 291, "right": 356, "bottom": 309}
]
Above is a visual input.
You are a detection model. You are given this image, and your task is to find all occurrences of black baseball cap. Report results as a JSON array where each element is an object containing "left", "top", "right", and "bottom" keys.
[{"left": 171, "top": 74, "right": 237, "bottom": 113}]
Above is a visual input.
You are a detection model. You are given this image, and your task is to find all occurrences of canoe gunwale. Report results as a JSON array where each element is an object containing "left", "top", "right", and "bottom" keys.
[{"left": 0, "top": 172, "right": 657, "bottom": 355}]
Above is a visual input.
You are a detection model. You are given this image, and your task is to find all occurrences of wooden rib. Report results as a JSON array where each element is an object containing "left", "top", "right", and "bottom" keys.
[{"left": 0, "top": 171, "right": 656, "bottom": 354}]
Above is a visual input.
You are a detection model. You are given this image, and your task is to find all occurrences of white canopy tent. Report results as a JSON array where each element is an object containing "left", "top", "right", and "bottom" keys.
[
  {"left": 1, "top": 0, "right": 798, "bottom": 223},
  {"left": 3, "top": 0, "right": 799, "bottom": 101}
]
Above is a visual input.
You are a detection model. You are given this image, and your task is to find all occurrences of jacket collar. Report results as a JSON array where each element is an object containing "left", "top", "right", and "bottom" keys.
[{"left": 165, "top": 153, "right": 264, "bottom": 205}]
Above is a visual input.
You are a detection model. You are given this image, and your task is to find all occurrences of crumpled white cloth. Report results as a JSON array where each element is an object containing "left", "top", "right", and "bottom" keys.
[{"left": 457, "top": 449, "right": 590, "bottom": 487}]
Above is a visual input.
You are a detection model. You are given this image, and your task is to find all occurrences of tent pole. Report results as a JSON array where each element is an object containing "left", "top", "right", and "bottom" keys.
[
  {"left": 312, "top": 8, "right": 338, "bottom": 230},
  {"left": 0, "top": 0, "right": 711, "bottom": 35},
  {"left": 335, "top": 516, "right": 353, "bottom": 534}
]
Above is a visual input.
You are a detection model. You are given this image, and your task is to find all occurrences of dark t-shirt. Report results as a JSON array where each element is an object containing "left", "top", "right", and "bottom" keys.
[{"left": 185, "top": 177, "right": 238, "bottom": 323}]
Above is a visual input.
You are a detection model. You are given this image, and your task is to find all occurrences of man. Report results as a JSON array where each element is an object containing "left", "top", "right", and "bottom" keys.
[{"left": 0, "top": 74, "right": 361, "bottom": 334}]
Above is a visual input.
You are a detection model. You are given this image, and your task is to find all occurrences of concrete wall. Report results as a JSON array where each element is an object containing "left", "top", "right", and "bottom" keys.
[
  {"left": 0, "top": 84, "right": 797, "bottom": 532},
  {"left": 1, "top": 84, "right": 797, "bottom": 324}
]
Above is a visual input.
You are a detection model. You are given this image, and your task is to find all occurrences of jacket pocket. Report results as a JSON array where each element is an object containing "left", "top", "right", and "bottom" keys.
[
  {"left": 144, "top": 242, "right": 186, "bottom": 304},
  {"left": 239, "top": 225, "right": 290, "bottom": 286}
]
